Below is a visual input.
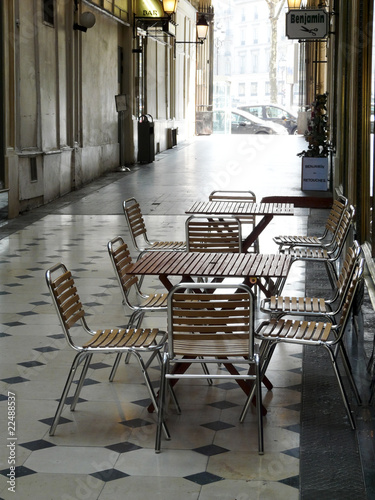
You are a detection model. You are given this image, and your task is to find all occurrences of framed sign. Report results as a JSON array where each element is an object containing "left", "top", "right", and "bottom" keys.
[
  {"left": 115, "top": 94, "right": 127, "bottom": 112},
  {"left": 286, "top": 9, "right": 329, "bottom": 39},
  {"left": 301, "top": 157, "right": 329, "bottom": 191}
]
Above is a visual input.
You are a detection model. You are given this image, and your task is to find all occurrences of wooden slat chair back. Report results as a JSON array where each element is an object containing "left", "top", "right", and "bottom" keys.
[
  {"left": 155, "top": 282, "right": 264, "bottom": 454},
  {"left": 123, "top": 197, "right": 185, "bottom": 253},
  {"left": 251, "top": 259, "right": 364, "bottom": 430},
  {"left": 46, "top": 263, "right": 168, "bottom": 437},
  {"left": 276, "top": 205, "right": 355, "bottom": 292},
  {"left": 208, "top": 190, "right": 259, "bottom": 252},
  {"left": 108, "top": 236, "right": 168, "bottom": 314},
  {"left": 107, "top": 236, "right": 169, "bottom": 380},
  {"left": 273, "top": 195, "right": 348, "bottom": 250},
  {"left": 261, "top": 241, "right": 362, "bottom": 321},
  {"left": 186, "top": 216, "right": 242, "bottom": 253}
]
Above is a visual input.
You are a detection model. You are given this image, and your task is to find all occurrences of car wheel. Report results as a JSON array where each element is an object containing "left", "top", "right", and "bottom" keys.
[{"left": 291, "top": 127, "right": 298, "bottom": 135}]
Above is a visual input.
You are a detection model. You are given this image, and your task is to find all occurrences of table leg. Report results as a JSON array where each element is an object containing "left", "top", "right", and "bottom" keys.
[
  {"left": 221, "top": 361, "right": 268, "bottom": 416},
  {"left": 242, "top": 214, "right": 273, "bottom": 252}
]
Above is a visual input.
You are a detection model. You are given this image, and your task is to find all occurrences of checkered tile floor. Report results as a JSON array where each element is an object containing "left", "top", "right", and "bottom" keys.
[{"left": 0, "top": 135, "right": 364, "bottom": 499}]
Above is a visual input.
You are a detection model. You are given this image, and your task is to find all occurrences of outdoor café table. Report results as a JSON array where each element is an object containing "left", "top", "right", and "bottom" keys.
[
  {"left": 128, "top": 250, "right": 293, "bottom": 415},
  {"left": 186, "top": 201, "right": 294, "bottom": 252},
  {"left": 128, "top": 250, "right": 292, "bottom": 298}
]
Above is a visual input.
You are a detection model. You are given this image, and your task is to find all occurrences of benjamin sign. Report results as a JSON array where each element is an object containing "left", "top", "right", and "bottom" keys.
[{"left": 286, "top": 9, "right": 329, "bottom": 39}]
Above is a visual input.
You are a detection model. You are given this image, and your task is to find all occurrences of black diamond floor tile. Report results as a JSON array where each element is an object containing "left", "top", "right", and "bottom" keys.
[
  {"left": 201, "top": 421, "right": 235, "bottom": 431},
  {"left": 208, "top": 400, "right": 239, "bottom": 410},
  {"left": 0, "top": 466, "right": 36, "bottom": 478},
  {"left": 106, "top": 442, "right": 142, "bottom": 453},
  {"left": 279, "top": 475, "right": 300, "bottom": 489},
  {"left": 290, "top": 352, "right": 303, "bottom": 359},
  {"left": 90, "top": 469, "right": 129, "bottom": 482},
  {"left": 18, "top": 360, "right": 45, "bottom": 368},
  {"left": 39, "top": 416, "right": 72, "bottom": 426},
  {"left": 215, "top": 382, "right": 238, "bottom": 391},
  {"left": 130, "top": 398, "right": 152, "bottom": 408},
  {"left": 72, "top": 378, "right": 100, "bottom": 387},
  {"left": 33, "top": 346, "right": 59, "bottom": 353},
  {"left": 1, "top": 376, "right": 29, "bottom": 384},
  {"left": 289, "top": 367, "right": 303, "bottom": 374},
  {"left": 120, "top": 418, "right": 153, "bottom": 428},
  {"left": 20, "top": 439, "right": 56, "bottom": 451},
  {"left": 193, "top": 444, "right": 229, "bottom": 456},
  {"left": 184, "top": 471, "right": 223, "bottom": 486},
  {"left": 284, "top": 424, "right": 301, "bottom": 434},
  {"left": 47, "top": 334, "right": 64, "bottom": 340},
  {"left": 282, "top": 447, "right": 300, "bottom": 459},
  {"left": 89, "top": 362, "right": 111, "bottom": 370},
  {"left": 64, "top": 396, "right": 86, "bottom": 405}
]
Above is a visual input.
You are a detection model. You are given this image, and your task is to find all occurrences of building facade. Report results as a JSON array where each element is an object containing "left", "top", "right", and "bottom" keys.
[{"left": 1, "top": 0, "right": 210, "bottom": 217}]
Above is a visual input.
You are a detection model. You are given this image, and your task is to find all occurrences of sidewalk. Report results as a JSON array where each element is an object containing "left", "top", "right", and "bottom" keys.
[{"left": 0, "top": 134, "right": 372, "bottom": 499}]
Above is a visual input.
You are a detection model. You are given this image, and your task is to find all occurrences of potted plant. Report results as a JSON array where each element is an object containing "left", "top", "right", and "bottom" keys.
[{"left": 298, "top": 92, "right": 330, "bottom": 191}]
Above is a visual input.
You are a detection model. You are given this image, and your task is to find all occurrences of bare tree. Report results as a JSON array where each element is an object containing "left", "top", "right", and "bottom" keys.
[{"left": 265, "top": 0, "right": 286, "bottom": 103}]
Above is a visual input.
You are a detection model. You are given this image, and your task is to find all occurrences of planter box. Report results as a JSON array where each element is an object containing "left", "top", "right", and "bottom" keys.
[{"left": 301, "top": 157, "right": 329, "bottom": 191}]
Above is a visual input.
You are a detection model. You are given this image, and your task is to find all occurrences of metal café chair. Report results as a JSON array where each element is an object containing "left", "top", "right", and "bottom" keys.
[
  {"left": 123, "top": 197, "right": 186, "bottom": 255},
  {"left": 273, "top": 194, "right": 348, "bottom": 252},
  {"left": 274, "top": 205, "right": 355, "bottom": 293},
  {"left": 46, "top": 263, "right": 170, "bottom": 437},
  {"left": 208, "top": 190, "right": 259, "bottom": 252},
  {"left": 155, "top": 282, "right": 264, "bottom": 455},
  {"left": 107, "top": 236, "right": 169, "bottom": 381},
  {"left": 185, "top": 215, "right": 242, "bottom": 253},
  {"left": 260, "top": 241, "right": 362, "bottom": 323},
  {"left": 243, "top": 260, "right": 364, "bottom": 431}
]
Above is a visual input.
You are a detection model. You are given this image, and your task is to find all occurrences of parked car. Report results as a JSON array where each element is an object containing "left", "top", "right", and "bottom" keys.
[
  {"left": 238, "top": 104, "right": 298, "bottom": 135},
  {"left": 213, "top": 108, "right": 288, "bottom": 135}
]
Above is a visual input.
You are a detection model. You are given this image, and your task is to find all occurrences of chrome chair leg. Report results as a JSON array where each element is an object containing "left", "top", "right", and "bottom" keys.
[
  {"left": 71, "top": 353, "right": 93, "bottom": 411},
  {"left": 50, "top": 351, "right": 88, "bottom": 436},
  {"left": 333, "top": 342, "right": 362, "bottom": 405},
  {"left": 132, "top": 350, "right": 170, "bottom": 440},
  {"left": 325, "top": 345, "right": 356, "bottom": 430},
  {"left": 156, "top": 353, "right": 169, "bottom": 452}
]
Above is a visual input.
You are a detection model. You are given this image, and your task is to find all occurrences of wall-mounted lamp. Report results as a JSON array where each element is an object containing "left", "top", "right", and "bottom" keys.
[
  {"left": 175, "top": 14, "right": 209, "bottom": 49},
  {"left": 162, "top": 0, "right": 178, "bottom": 16},
  {"left": 73, "top": 11, "right": 96, "bottom": 32},
  {"left": 196, "top": 15, "right": 209, "bottom": 41},
  {"left": 287, "top": 0, "right": 302, "bottom": 8}
]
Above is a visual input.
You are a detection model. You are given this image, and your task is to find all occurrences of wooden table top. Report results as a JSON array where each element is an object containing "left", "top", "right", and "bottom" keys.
[
  {"left": 186, "top": 201, "right": 294, "bottom": 216},
  {"left": 128, "top": 251, "right": 292, "bottom": 280}
]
